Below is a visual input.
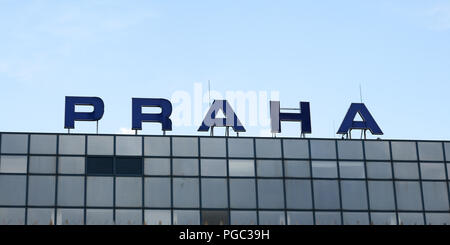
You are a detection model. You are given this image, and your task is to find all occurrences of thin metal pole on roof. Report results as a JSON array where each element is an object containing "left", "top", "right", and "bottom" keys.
[{"left": 208, "top": 80, "right": 212, "bottom": 107}]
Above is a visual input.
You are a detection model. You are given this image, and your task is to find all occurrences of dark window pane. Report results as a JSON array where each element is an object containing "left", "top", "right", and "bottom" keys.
[
  {"left": 201, "top": 210, "right": 229, "bottom": 225},
  {"left": 116, "top": 157, "right": 143, "bottom": 175},
  {"left": 86, "top": 157, "right": 113, "bottom": 175}
]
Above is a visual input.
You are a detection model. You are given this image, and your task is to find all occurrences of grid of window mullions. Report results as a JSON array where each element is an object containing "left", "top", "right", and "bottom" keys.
[{"left": 0, "top": 133, "right": 450, "bottom": 225}]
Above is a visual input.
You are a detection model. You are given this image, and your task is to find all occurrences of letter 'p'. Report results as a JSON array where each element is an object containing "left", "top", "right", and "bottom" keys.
[{"left": 64, "top": 96, "right": 104, "bottom": 129}]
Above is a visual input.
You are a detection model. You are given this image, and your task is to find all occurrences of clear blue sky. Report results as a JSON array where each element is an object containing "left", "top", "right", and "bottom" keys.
[{"left": 1, "top": 0, "right": 450, "bottom": 140}]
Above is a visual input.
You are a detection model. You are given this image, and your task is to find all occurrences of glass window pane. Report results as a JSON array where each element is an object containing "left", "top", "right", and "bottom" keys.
[
  {"left": 116, "top": 209, "right": 142, "bottom": 225},
  {"left": 56, "top": 209, "right": 83, "bottom": 225},
  {"left": 30, "top": 134, "right": 57, "bottom": 154},
  {"left": 313, "top": 180, "right": 340, "bottom": 210},
  {"left": 57, "top": 176, "right": 84, "bottom": 206},
  {"left": 116, "top": 157, "right": 142, "bottom": 175},
  {"left": 116, "top": 177, "right": 142, "bottom": 207},
  {"left": 418, "top": 142, "right": 443, "bottom": 161},
  {"left": 445, "top": 142, "right": 450, "bottom": 161},
  {"left": 258, "top": 179, "right": 284, "bottom": 209},
  {"left": 230, "top": 211, "right": 257, "bottom": 225},
  {"left": 315, "top": 212, "right": 341, "bottom": 225},
  {"left": 144, "top": 177, "right": 171, "bottom": 208},
  {"left": 395, "top": 181, "right": 423, "bottom": 211},
  {"left": 426, "top": 213, "right": 450, "bottom": 225},
  {"left": 338, "top": 141, "right": 363, "bottom": 160},
  {"left": 287, "top": 212, "right": 313, "bottom": 225},
  {"left": 87, "top": 136, "right": 113, "bottom": 155},
  {"left": 391, "top": 142, "right": 417, "bottom": 161},
  {"left": 228, "top": 138, "right": 254, "bottom": 158},
  {"left": 173, "top": 178, "right": 199, "bottom": 208},
  {"left": 200, "top": 138, "right": 226, "bottom": 157},
  {"left": 59, "top": 135, "right": 85, "bottom": 155},
  {"left": 173, "top": 210, "right": 200, "bottom": 225},
  {"left": 0, "top": 208, "right": 25, "bottom": 225},
  {"left": 58, "top": 157, "right": 85, "bottom": 174},
  {"left": 201, "top": 159, "right": 227, "bottom": 176},
  {"left": 173, "top": 158, "right": 198, "bottom": 176},
  {"left": 201, "top": 210, "right": 229, "bottom": 225},
  {"left": 172, "top": 137, "right": 198, "bottom": 157},
  {"left": 283, "top": 139, "right": 309, "bottom": 159},
  {"left": 29, "top": 156, "right": 56, "bottom": 174},
  {"left": 393, "top": 162, "right": 419, "bottom": 179},
  {"left": 202, "top": 178, "right": 228, "bottom": 208},
  {"left": 86, "top": 177, "right": 113, "bottom": 207},
  {"left": 368, "top": 181, "right": 395, "bottom": 210},
  {"left": 58, "top": 157, "right": 84, "bottom": 174},
  {"left": 258, "top": 211, "right": 286, "bottom": 225},
  {"left": 285, "top": 180, "right": 312, "bottom": 209},
  {"left": 116, "top": 136, "right": 142, "bottom": 156},
  {"left": 255, "top": 139, "right": 281, "bottom": 158},
  {"left": 310, "top": 140, "right": 336, "bottom": 159},
  {"left": 229, "top": 159, "right": 254, "bottom": 177},
  {"left": 284, "top": 160, "right": 310, "bottom": 178},
  {"left": 422, "top": 182, "right": 449, "bottom": 211},
  {"left": 144, "top": 137, "right": 170, "bottom": 156},
  {"left": 0, "top": 155, "right": 27, "bottom": 173},
  {"left": 257, "top": 160, "right": 282, "bottom": 177},
  {"left": 339, "top": 161, "right": 365, "bottom": 179},
  {"left": 230, "top": 179, "right": 256, "bottom": 208},
  {"left": 86, "top": 157, "right": 113, "bottom": 175},
  {"left": 341, "top": 181, "right": 368, "bottom": 210},
  {"left": 27, "top": 208, "right": 54, "bottom": 225},
  {"left": 1, "top": 134, "right": 28, "bottom": 154},
  {"left": 398, "top": 213, "right": 424, "bottom": 225},
  {"left": 364, "top": 141, "right": 390, "bottom": 160},
  {"left": 343, "top": 212, "right": 369, "bottom": 225},
  {"left": 0, "top": 176, "right": 26, "bottom": 205},
  {"left": 367, "top": 162, "right": 392, "bottom": 179},
  {"left": 145, "top": 210, "right": 171, "bottom": 225},
  {"left": 28, "top": 176, "right": 56, "bottom": 206},
  {"left": 370, "top": 212, "right": 397, "bottom": 225},
  {"left": 420, "top": 163, "right": 446, "bottom": 180},
  {"left": 86, "top": 209, "right": 113, "bottom": 225},
  {"left": 144, "top": 158, "right": 170, "bottom": 176},
  {"left": 312, "top": 161, "right": 337, "bottom": 178}
]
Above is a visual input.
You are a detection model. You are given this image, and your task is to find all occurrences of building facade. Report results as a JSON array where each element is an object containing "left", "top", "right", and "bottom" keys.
[{"left": 0, "top": 132, "right": 449, "bottom": 225}]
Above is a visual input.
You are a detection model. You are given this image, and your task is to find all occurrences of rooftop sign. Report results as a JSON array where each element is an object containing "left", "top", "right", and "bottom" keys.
[{"left": 64, "top": 96, "right": 383, "bottom": 138}]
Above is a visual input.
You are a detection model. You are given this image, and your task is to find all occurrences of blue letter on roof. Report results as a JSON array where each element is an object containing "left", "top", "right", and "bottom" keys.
[
  {"left": 198, "top": 100, "right": 246, "bottom": 132},
  {"left": 270, "top": 101, "right": 312, "bottom": 134},
  {"left": 337, "top": 103, "right": 383, "bottom": 135},
  {"left": 132, "top": 98, "right": 173, "bottom": 131},
  {"left": 65, "top": 96, "right": 104, "bottom": 129}
]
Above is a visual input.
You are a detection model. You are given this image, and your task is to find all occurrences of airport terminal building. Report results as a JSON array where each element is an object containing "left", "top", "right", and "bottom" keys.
[{"left": 0, "top": 132, "right": 450, "bottom": 225}]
